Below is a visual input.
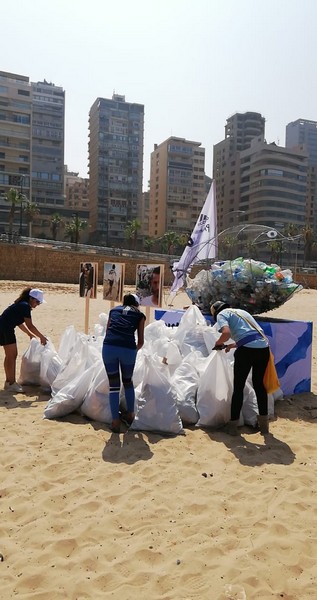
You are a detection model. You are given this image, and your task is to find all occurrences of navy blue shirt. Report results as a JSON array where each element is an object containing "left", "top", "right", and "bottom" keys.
[
  {"left": 0, "top": 301, "right": 31, "bottom": 331},
  {"left": 104, "top": 305, "right": 145, "bottom": 349}
]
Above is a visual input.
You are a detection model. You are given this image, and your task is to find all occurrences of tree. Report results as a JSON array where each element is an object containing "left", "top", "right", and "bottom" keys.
[
  {"left": 24, "top": 201, "right": 40, "bottom": 237},
  {"left": 124, "top": 219, "right": 141, "bottom": 250},
  {"left": 65, "top": 214, "right": 87, "bottom": 244},
  {"left": 3, "top": 188, "right": 21, "bottom": 240},
  {"left": 218, "top": 234, "right": 237, "bottom": 260},
  {"left": 268, "top": 240, "right": 283, "bottom": 264},
  {"left": 160, "top": 231, "right": 179, "bottom": 254},
  {"left": 50, "top": 213, "right": 63, "bottom": 241},
  {"left": 144, "top": 237, "right": 155, "bottom": 252},
  {"left": 302, "top": 224, "right": 315, "bottom": 265}
]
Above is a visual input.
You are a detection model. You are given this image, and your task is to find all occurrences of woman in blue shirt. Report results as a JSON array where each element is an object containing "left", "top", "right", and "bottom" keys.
[
  {"left": 0, "top": 287, "right": 47, "bottom": 393},
  {"left": 211, "top": 301, "right": 270, "bottom": 435},
  {"left": 102, "top": 293, "right": 146, "bottom": 433}
]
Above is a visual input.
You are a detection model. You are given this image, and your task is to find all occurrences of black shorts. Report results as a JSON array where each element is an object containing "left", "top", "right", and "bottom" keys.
[{"left": 0, "top": 328, "right": 16, "bottom": 346}]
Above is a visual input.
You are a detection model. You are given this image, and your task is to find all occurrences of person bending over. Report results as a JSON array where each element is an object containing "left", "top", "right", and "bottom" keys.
[
  {"left": 211, "top": 301, "right": 270, "bottom": 435},
  {"left": 0, "top": 287, "right": 47, "bottom": 393},
  {"left": 102, "top": 293, "right": 145, "bottom": 433}
]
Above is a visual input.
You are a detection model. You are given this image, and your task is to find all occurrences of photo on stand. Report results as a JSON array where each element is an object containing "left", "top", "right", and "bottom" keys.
[
  {"left": 79, "top": 262, "right": 98, "bottom": 299},
  {"left": 135, "top": 264, "right": 164, "bottom": 307},
  {"left": 103, "top": 262, "right": 125, "bottom": 302}
]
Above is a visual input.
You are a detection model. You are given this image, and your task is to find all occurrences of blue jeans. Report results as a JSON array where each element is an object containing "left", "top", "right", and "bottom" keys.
[{"left": 102, "top": 344, "right": 137, "bottom": 420}]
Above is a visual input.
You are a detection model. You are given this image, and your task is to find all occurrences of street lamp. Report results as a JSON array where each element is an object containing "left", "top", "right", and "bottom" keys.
[{"left": 19, "top": 175, "right": 25, "bottom": 236}]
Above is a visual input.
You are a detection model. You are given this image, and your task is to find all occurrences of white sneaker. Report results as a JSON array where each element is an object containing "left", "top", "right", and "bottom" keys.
[{"left": 4, "top": 382, "right": 23, "bottom": 393}]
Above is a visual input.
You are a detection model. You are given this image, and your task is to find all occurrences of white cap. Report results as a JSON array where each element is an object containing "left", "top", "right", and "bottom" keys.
[
  {"left": 131, "top": 293, "right": 140, "bottom": 305},
  {"left": 30, "top": 288, "right": 46, "bottom": 304}
]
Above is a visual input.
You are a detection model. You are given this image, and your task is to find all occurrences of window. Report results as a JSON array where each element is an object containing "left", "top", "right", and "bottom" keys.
[{"left": 18, "top": 89, "right": 30, "bottom": 96}]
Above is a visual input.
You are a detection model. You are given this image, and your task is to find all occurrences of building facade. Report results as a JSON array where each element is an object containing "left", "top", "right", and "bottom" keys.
[
  {"left": 31, "top": 79, "right": 66, "bottom": 237},
  {"left": 0, "top": 71, "right": 32, "bottom": 234},
  {"left": 0, "top": 71, "right": 74, "bottom": 239},
  {"left": 239, "top": 136, "right": 307, "bottom": 231},
  {"left": 213, "top": 112, "right": 265, "bottom": 232},
  {"left": 88, "top": 94, "right": 144, "bottom": 247},
  {"left": 286, "top": 119, "right": 317, "bottom": 230},
  {"left": 148, "top": 136, "right": 206, "bottom": 239}
]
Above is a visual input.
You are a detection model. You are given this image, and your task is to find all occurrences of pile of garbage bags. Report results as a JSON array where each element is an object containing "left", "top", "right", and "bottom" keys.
[
  {"left": 18, "top": 305, "right": 282, "bottom": 435},
  {"left": 185, "top": 257, "right": 302, "bottom": 315}
]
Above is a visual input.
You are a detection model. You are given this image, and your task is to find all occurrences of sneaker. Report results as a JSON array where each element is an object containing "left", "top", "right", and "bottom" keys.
[{"left": 4, "top": 382, "right": 23, "bottom": 393}]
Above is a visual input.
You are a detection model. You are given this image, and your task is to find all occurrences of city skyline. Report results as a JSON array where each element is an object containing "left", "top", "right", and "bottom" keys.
[{"left": 2, "top": 0, "right": 317, "bottom": 189}]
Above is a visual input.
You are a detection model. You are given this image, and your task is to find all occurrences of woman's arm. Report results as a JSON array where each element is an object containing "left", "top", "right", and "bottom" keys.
[
  {"left": 18, "top": 323, "right": 36, "bottom": 339},
  {"left": 213, "top": 325, "right": 231, "bottom": 348},
  {"left": 24, "top": 317, "right": 47, "bottom": 345},
  {"left": 136, "top": 317, "right": 145, "bottom": 350}
]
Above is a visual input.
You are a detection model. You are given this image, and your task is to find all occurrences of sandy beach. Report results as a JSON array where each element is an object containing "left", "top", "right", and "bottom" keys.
[{"left": 1, "top": 280, "right": 317, "bottom": 599}]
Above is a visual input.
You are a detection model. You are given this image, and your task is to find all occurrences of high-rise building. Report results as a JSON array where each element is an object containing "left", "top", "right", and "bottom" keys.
[
  {"left": 286, "top": 119, "right": 317, "bottom": 165},
  {"left": 88, "top": 93, "right": 144, "bottom": 246},
  {"left": 0, "top": 71, "right": 32, "bottom": 234},
  {"left": 213, "top": 112, "right": 265, "bottom": 232},
  {"left": 0, "top": 71, "right": 70, "bottom": 239},
  {"left": 31, "top": 79, "right": 66, "bottom": 236},
  {"left": 286, "top": 119, "right": 317, "bottom": 229},
  {"left": 239, "top": 135, "right": 307, "bottom": 231},
  {"left": 148, "top": 136, "right": 206, "bottom": 239}
]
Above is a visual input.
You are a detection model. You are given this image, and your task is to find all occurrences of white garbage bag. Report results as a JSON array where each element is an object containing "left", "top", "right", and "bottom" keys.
[
  {"left": 44, "top": 364, "right": 96, "bottom": 419},
  {"left": 131, "top": 355, "right": 184, "bottom": 435}
]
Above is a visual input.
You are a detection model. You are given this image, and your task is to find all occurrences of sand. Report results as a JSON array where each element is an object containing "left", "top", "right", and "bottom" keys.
[{"left": 1, "top": 281, "right": 317, "bottom": 599}]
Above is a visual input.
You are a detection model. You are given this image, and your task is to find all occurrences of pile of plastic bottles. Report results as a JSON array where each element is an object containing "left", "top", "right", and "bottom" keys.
[{"left": 185, "top": 257, "right": 302, "bottom": 315}]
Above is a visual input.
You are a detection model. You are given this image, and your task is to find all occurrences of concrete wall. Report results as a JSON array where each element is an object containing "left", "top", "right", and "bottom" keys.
[
  {"left": 1, "top": 242, "right": 316, "bottom": 290},
  {"left": 0, "top": 243, "right": 176, "bottom": 286}
]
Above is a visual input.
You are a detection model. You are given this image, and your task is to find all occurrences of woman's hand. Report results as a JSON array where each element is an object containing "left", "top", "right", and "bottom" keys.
[
  {"left": 39, "top": 334, "right": 48, "bottom": 346},
  {"left": 225, "top": 343, "right": 236, "bottom": 353}
]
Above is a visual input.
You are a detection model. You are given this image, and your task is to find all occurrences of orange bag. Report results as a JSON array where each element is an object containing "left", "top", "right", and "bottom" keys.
[{"left": 263, "top": 350, "right": 280, "bottom": 393}]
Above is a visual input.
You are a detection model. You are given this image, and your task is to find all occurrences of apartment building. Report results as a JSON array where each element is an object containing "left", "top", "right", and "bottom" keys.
[
  {"left": 286, "top": 119, "right": 317, "bottom": 229},
  {"left": 239, "top": 135, "right": 307, "bottom": 230},
  {"left": 88, "top": 93, "right": 144, "bottom": 247},
  {"left": 148, "top": 136, "right": 206, "bottom": 239},
  {"left": 31, "top": 79, "right": 66, "bottom": 237},
  {"left": 0, "top": 71, "right": 72, "bottom": 239},
  {"left": 0, "top": 71, "right": 32, "bottom": 234},
  {"left": 213, "top": 112, "right": 265, "bottom": 232}
]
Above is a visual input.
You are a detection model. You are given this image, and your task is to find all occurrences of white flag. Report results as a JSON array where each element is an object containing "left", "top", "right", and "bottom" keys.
[{"left": 170, "top": 180, "right": 217, "bottom": 293}]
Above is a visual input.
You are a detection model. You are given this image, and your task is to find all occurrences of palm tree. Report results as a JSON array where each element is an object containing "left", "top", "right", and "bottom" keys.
[
  {"left": 160, "top": 231, "right": 179, "bottom": 255},
  {"left": 144, "top": 237, "right": 155, "bottom": 252},
  {"left": 65, "top": 214, "right": 87, "bottom": 244},
  {"left": 176, "top": 233, "right": 190, "bottom": 252},
  {"left": 125, "top": 219, "right": 141, "bottom": 250},
  {"left": 268, "top": 240, "right": 283, "bottom": 264},
  {"left": 50, "top": 213, "right": 63, "bottom": 241},
  {"left": 3, "top": 188, "right": 21, "bottom": 240},
  {"left": 218, "top": 234, "right": 237, "bottom": 260},
  {"left": 24, "top": 201, "right": 40, "bottom": 237}
]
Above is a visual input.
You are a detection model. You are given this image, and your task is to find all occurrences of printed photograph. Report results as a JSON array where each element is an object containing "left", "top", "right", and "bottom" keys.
[
  {"left": 79, "top": 262, "right": 98, "bottom": 299},
  {"left": 135, "top": 264, "right": 164, "bottom": 307},
  {"left": 103, "top": 262, "right": 125, "bottom": 302}
]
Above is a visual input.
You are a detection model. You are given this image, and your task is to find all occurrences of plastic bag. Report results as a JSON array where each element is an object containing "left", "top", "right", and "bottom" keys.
[
  {"left": 18, "top": 338, "right": 43, "bottom": 385},
  {"left": 196, "top": 351, "right": 233, "bottom": 428},
  {"left": 81, "top": 364, "right": 111, "bottom": 423},
  {"left": 263, "top": 350, "right": 280, "bottom": 393},
  {"left": 44, "top": 364, "right": 96, "bottom": 419},
  {"left": 131, "top": 355, "right": 184, "bottom": 434}
]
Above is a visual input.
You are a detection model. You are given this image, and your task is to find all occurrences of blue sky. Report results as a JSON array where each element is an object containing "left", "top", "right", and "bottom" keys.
[{"left": 3, "top": 0, "right": 317, "bottom": 188}]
